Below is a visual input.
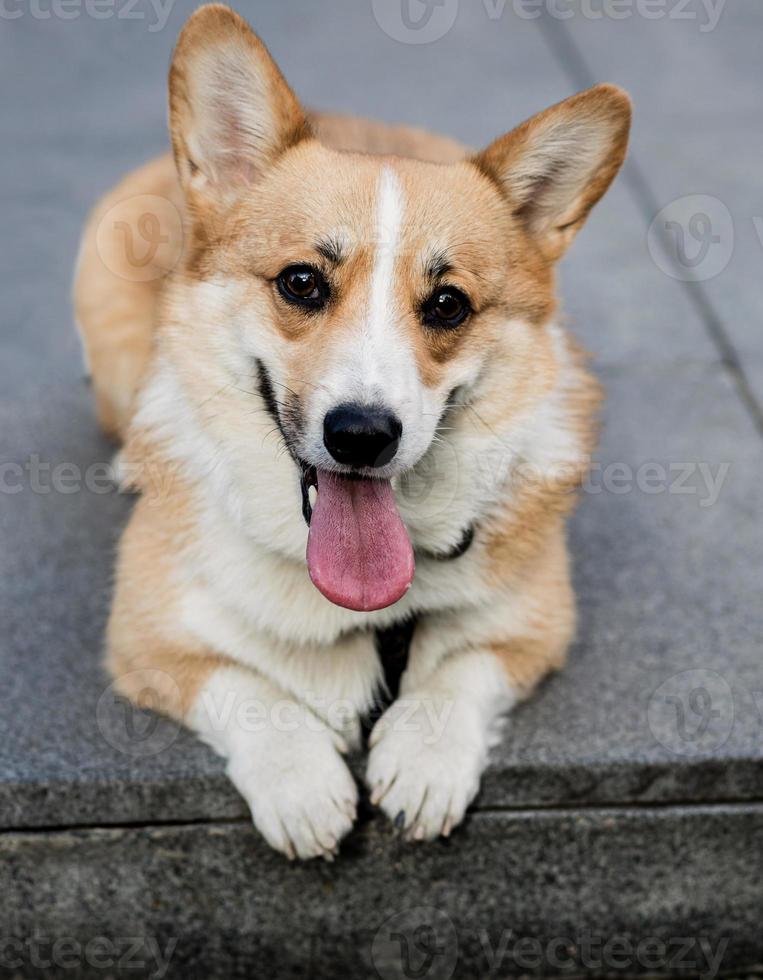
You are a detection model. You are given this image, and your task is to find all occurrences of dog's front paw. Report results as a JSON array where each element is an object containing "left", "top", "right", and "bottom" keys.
[
  {"left": 228, "top": 728, "right": 358, "bottom": 861},
  {"left": 365, "top": 696, "right": 487, "bottom": 841}
]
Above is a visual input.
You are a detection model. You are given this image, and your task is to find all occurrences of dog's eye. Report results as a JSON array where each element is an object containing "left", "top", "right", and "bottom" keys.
[
  {"left": 422, "top": 287, "right": 471, "bottom": 329},
  {"left": 277, "top": 265, "right": 328, "bottom": 308}
]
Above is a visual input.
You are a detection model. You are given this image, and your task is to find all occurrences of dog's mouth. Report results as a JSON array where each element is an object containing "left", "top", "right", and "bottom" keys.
[
  {"left": 299, "top": 463, "right": 414, "bottom": 613},
  {"left": 256, "top": 360, "right": 415, "bottom": 612}
]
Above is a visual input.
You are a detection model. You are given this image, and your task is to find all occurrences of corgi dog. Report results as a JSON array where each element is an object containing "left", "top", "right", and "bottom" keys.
[{"left": 74, "top": 4, "right": 630, "bottom": 860}]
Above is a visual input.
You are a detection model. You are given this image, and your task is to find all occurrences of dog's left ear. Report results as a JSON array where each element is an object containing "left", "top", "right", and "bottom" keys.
[
  {"left": 169, "top": 4, "right": 309, "bottom": 205},
  {"left": 475, "top": 84, "right": 631, "bottom": 261}
]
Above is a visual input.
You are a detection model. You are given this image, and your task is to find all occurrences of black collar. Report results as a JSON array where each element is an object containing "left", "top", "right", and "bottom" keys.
[{"left": 418, "top": 523, "right": 475, "bottom": 562}]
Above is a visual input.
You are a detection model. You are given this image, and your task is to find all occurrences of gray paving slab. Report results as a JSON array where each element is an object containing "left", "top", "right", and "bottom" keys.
[
  {"left": 541, "top": 0, "right": 763, "bottom": 402},
  {"left": 3, "top": 0, "right": 760, "bottom": 833},
  {"left": 0, "top": 0, "right": 722, "bottom": 384},
  {"left": 1, "top": 805, "right": 761, "bottom": 978},
  {"left": 4, "top": 357, "right": 762, "bottom": 829},
  {"left": 1, "top": 1, "right": 763, "bottom": 974}
]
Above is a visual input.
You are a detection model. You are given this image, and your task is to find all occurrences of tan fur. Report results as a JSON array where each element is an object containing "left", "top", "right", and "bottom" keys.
[
  {"left": 74, "top": 4, "right": 631, "bottom": 853},
  {"left": 74, "top": 155, "right": 183, "bottom": 437},
  {"left": 486, "top": 525, "right": 577, "bottom": 695},
  {"left": 105, "top": 477, "right": 223, "bottom": 718}
]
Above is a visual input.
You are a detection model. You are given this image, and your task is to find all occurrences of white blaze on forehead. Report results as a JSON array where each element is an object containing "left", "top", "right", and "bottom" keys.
[
  {"left": 340, "top": 164, "right": 411, "bottom": 402},
  {"left": 369, "top": 166, "right": 405, "bottom": 339}
]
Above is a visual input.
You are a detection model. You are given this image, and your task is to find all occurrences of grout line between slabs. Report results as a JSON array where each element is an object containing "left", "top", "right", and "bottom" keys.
[
  {"left": 536, "top": 13, "right": 763, "bottom": 441},
  {"left": 2, "top": 797, "right": 763, "bottom": 839}
]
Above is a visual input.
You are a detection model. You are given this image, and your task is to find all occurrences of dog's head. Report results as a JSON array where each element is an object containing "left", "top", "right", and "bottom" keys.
[{"left": 161, "top": 4, "right": 630, "bottom": 612}]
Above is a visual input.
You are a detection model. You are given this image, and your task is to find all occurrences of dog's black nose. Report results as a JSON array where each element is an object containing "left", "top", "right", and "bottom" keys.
[{"left": 323, "top": 404, "right": 402, "bottom": 469}]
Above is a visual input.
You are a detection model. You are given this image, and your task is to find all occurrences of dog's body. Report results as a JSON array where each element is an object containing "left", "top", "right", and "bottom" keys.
[{"left": 75, "top": 5, "right": 630, "bottom": 859}]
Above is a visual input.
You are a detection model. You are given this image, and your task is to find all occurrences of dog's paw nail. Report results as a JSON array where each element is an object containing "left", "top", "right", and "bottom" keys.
[
  {"left": 414, "top": 824, "right": 425, "bottom": 841},
  {"left": 394, "top": 810, "right": 405, "bottom": 831},
  {"left": 442, "top": 818, "right": 453, "bottom": 838}
]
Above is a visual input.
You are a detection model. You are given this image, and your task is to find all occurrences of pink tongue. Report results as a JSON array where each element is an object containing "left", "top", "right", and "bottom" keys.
[{"left": 307, "top": 470, "right": 415, "bottom": 612}]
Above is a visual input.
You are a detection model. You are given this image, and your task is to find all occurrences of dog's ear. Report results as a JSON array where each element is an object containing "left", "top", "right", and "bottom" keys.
[
  {"left": 169, "top": 4, "right": 309, "bottom": 204},
  {"left": 475, "top": 84, "right": 631, "bottom": 260}
]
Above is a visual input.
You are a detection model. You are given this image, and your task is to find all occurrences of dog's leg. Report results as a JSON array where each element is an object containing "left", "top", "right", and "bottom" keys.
[
  {"left": 188, "top": 664, "right": 358, "bottom": 860},
  {"left": 109, "top": 646, "right": 358, "bottom": 860},
  {"left": 366, "top": 647, "right": 516, "bottom": 839},
  {"left": 365, "top": 635, "right": 568, "bottom": 840},
  {"left": 366, "top": 532, "right": 574, "bottom": 840},
  {"left": 107, "top": 498, "right": 358, "bottom": 861}
]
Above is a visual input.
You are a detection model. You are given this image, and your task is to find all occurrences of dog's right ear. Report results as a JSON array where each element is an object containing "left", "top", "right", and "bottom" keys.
[
  {"left": 169, "top": 4, "right": 309, "bottom": 205},
  {"left": 474, "top": 84, "right": 631, "bottom": 261}
]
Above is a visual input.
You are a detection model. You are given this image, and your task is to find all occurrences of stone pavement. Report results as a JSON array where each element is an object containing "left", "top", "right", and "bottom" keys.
[{"left": 1, "top": 1, "right": 761, "bottom": 976}]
